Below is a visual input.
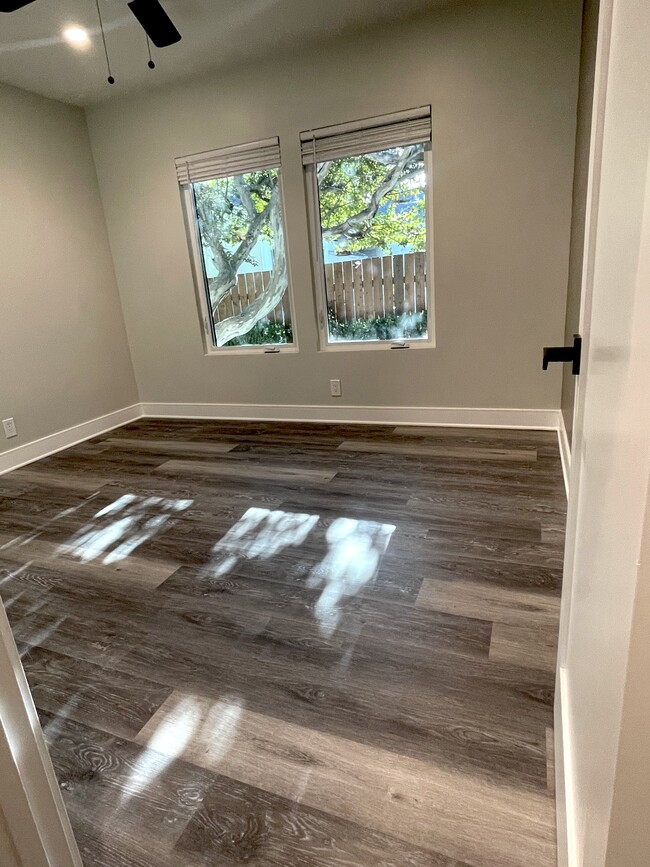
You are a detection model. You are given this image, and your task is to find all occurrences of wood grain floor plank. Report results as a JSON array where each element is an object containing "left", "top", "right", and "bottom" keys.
[
  {"left": 156, "top": 459, "right": 338, "bottom": 483},
  {"left": 138, "top": 692, "right": 553, "bottom": 867},
  {"left": 338, "top": 440, "right": 538, "bottom": 461},
  {"left": 175, "top": 778, "right": 467, "bottom": 867},
  {"left": 417, "top": 577, "right": 561, "bottom": 627},
  {"left": 490, "top": 622, "right": 559, "bottom": 672},
  {"left": 391, "top": 425, "right": 558, "bottom": 443},
  {"left": 22, "top": 645, "right": 172, "bottom": 738},
  {"left": 103, "top": 437, "right": 239, "bottom": 455},
  {"left": 40, "top": 712, "right": 215, "bottom": 865},
  {"left": 0, "top": 535, "right": 178, "bottom": 589},
  {"left": 0, "top": 468, "right": 111, "bottom": 495}
]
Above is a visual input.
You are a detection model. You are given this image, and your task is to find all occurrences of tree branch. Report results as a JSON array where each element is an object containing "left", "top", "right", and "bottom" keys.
[
  {"left": 232, "top": 175, "right": 257, "bottom": 221},
  {"left": 321, "top": 147, "right": 422, "bottom": 241},
  {"left": 214, "top": 194, "right": 288, "bottom": 345},
  {"left": 230, "top": 187, "right": 275, "bottom": 273}
]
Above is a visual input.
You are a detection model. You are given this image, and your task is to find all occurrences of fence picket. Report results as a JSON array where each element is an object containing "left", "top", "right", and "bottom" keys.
[
  {"left": 353, "top": 260, "right": 365, "bottom": 319},
  {"left": 343, "top": 261, "right": 355, "bottom": 320},
  {"left": 404, "top": 253, "right": 415, "bottom": 315},
  {"left": 414, "top": 252, "right": 425, "bottom": 314},
  {"left": 333, "top": 262, "right": 345, "bottom": 324},
  {"left": 361, "top": 259, "right": 374, "bottom": 318},
  {"left": 381, "top": 256, "right": 392, "bottom": 316},
  {"left": 393, "top": 254, "right": 405, "bottom": 316}
]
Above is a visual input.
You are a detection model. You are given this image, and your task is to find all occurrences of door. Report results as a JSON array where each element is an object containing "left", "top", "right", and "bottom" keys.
[
  {"left": 555, "top": 0, "right": 650, "bottom": 865},
  {"left": 0, "top": 602, "right": 82, "bottom": 867}
]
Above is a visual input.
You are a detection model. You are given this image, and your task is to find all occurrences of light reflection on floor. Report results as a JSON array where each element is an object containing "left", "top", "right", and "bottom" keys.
[
  {"left": 58, "top": 494, "right": 192, "bottom": 565},
  {"left": 126, "top": 694, "right": 244, "bottom": 804},
  {"left": 307, "top": 518, "right": 395, "bottom": 636},
  {"left": 201, "top": 507, "right": 395, "bottom": 636}
]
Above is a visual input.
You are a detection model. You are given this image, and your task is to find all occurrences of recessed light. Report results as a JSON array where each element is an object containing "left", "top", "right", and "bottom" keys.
[{"left": 63, "top": 25, "right": 90, "bottom": 49}]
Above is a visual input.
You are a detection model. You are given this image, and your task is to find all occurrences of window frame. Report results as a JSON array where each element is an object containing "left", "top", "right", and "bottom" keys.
[
  {"left": 305, "top": 140, "right": 436, "bottom": 353},
  {"left": 180, "top": 163, "right": 299, "bottom": 357}
]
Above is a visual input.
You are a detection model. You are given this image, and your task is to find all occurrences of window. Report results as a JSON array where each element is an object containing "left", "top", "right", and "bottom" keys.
[
  {"left": 302, "top": 108, "right": 433, "bottom": 349},
  {"left": 177, "top": 137, "right": 295, "bottom": 351}
]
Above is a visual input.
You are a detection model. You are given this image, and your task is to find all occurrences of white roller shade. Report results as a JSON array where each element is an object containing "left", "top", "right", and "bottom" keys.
[
  {"left": 300, "top": 106, "right": 431, "bottom": 165},
  {"left": 175, "top": 136, "right": 281, "bottom": 185}
]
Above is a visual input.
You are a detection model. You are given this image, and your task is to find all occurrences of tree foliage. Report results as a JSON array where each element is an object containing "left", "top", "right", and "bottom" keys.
[{"left": 317, "top": 144, "right": 425, "bottom": 253}]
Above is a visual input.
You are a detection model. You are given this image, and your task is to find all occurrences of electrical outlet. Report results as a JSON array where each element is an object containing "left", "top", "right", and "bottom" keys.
[
  {"left": 329, "top": 379, "right": 342, "bottom": 397},
  {"left": 2, "top": 417, "right": 17, "bottom": 439}
]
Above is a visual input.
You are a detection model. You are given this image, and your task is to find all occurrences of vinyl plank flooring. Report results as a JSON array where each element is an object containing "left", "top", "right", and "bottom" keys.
[
  {"left": 175, "top": 776, "right": 467, "bottom": 867},
  {"left": 156, "top": 458, "right": 338, "bottom": 484},
  {"left": 0, "top": 535, "right": 178, "bottom": 589},
  {"left": 0, "top": 468, "right": 110, "bottom": 495},
  {"left": 158, "top": 565, "right": 493, "bottom": 660},
  {"left": 40, "top": 712, "right": 216, "bottom": 865},
  {"left": 489, "top": 622, "right": 559, "bottom": 672},
  {"left": 11, "top": 609, "right": 131, "bottom": 668},
  {"left": 1, "top": 419, "right": 565, "bottom": 867},
  {"left": 110, "top": 628, "right": 552, "bottom": 790},
  {"left": 417, "top": 577, "right": 561, "bottom": 627},
  {"left": 338, "top": 440, "right": 539, "bottom": 462},
  {"left": 103, "top": 437, "right": 239, "bottom": 456},
  {"left": 22, "top": 645, "right": 172, "bottom": 738},
  {"left": 138, "top": 693, "right": 553, "bottom": 867}
]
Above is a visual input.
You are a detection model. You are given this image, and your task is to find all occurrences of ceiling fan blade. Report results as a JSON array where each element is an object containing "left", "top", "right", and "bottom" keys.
[
  {"left": 0, "top": 0, "right": 37, "bottom": 11},
  {"left": 127, "top": 0, "right": 181, "bottom": 48}
]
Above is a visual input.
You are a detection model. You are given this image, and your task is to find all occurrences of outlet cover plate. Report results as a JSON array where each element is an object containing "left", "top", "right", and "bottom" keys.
[
  {"left": 2, "top": 418, "right": 17, "bottom": 438},
  {"left": 329, "top": 379, "right": 342, "bottom": 397}
]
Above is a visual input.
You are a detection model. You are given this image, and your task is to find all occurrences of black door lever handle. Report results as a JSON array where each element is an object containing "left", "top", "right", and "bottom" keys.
[{"left": 542, "top": 334, "right": 581, "bottom": 375}]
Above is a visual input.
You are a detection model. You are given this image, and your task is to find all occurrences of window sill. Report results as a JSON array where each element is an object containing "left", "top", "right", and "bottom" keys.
[
  {"left": 317, "top": 339, "right": 434, "bottom": 353},
  {"left": 203, "top": 345, "right": 299, "bottom": 358}
]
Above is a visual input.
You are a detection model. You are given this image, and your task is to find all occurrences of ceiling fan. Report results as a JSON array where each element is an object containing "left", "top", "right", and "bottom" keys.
[{"left": 0, "top": 0, "right": 181, "bottom": 48}]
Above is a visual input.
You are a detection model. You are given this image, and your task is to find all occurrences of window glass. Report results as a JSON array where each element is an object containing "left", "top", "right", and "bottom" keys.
[
  {"left": 315, "top": 143, "right": 429, "bottom": 344},
  {"left": 192, "top": 168, "right": 292, "bottom": 348}
]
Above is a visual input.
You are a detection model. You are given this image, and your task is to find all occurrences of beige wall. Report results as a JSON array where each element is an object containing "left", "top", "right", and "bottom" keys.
[
  {"left": 86, "top": 0, "right": 582, "bottom": 412},
  {"left": 0, "top": 83, "right": 137, "bottom": 456}
]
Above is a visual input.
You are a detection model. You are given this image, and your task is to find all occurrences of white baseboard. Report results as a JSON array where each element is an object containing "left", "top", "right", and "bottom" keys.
[
  {"left": 0, "top": 402, "right": 564, "bottom": 476},
  {"left": 140, "top": 402, "right": 562, "bottom": 430},
  {"left": 558, "top": 412, "right": 571, "bottom": 498},
  {"left": 556, "top": 666, "right": 579, "bottom": 867},
  {"left": 0, "top": 404, "right": 143, "bottom": 477}
]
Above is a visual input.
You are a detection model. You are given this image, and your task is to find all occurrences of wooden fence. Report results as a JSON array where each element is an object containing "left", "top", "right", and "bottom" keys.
[
  {"left": 212, "top": 252, "right": 427, "bottom": 324},
  {"left": 324, "top": 252, "right": 427, "bottom": 322},
  {"left": 211, "top": 272, "right": 290, "bottom": 325}
]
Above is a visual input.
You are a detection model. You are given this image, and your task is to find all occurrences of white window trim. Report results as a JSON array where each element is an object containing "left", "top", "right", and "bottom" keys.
[
  {"left": 180, "top": 169, "right": 299, "bottom": 357},
  {"left": 305, "top": 144, "right": 436, "bottom": 353}
]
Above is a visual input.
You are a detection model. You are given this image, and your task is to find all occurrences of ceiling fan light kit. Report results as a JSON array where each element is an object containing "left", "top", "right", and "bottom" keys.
[{"left": 2, "top": 0, "right": 181, "bottom": 84}]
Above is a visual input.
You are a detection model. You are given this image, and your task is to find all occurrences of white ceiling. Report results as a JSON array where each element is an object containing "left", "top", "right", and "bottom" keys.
[{"left": 0, "top": 0, "right": 445, "bottom": 106}]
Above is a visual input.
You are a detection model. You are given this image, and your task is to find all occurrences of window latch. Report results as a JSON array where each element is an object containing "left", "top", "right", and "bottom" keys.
[
  {"left": 391, "top": 341, "right": 410, "bottom": 349},
  {"left": 264, "top": 347, "right": 281, "bottom": 354}
]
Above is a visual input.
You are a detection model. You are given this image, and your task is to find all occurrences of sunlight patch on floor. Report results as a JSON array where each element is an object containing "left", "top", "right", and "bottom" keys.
[
  {"left": 307, "top": 518, "right": 395, "bottom": 636},
  {"left": 57, "top": 494, "right": 192, "bottom": 565}
]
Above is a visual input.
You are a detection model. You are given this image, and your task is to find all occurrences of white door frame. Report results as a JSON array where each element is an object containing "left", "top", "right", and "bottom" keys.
[
  {"left": 554, "top": 0, "right": 650, "bottom": 863},
  {"left": 0, "top": 601, "right": 82, "bottom": 867}
]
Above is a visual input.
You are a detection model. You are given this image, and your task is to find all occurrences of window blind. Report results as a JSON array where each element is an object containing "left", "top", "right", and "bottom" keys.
[
  {"left": 300, "top": 106, "right": 431, "bottom": 166},
  {"left": 175, "top": 136, "right": 281, "bottom": 185}
]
